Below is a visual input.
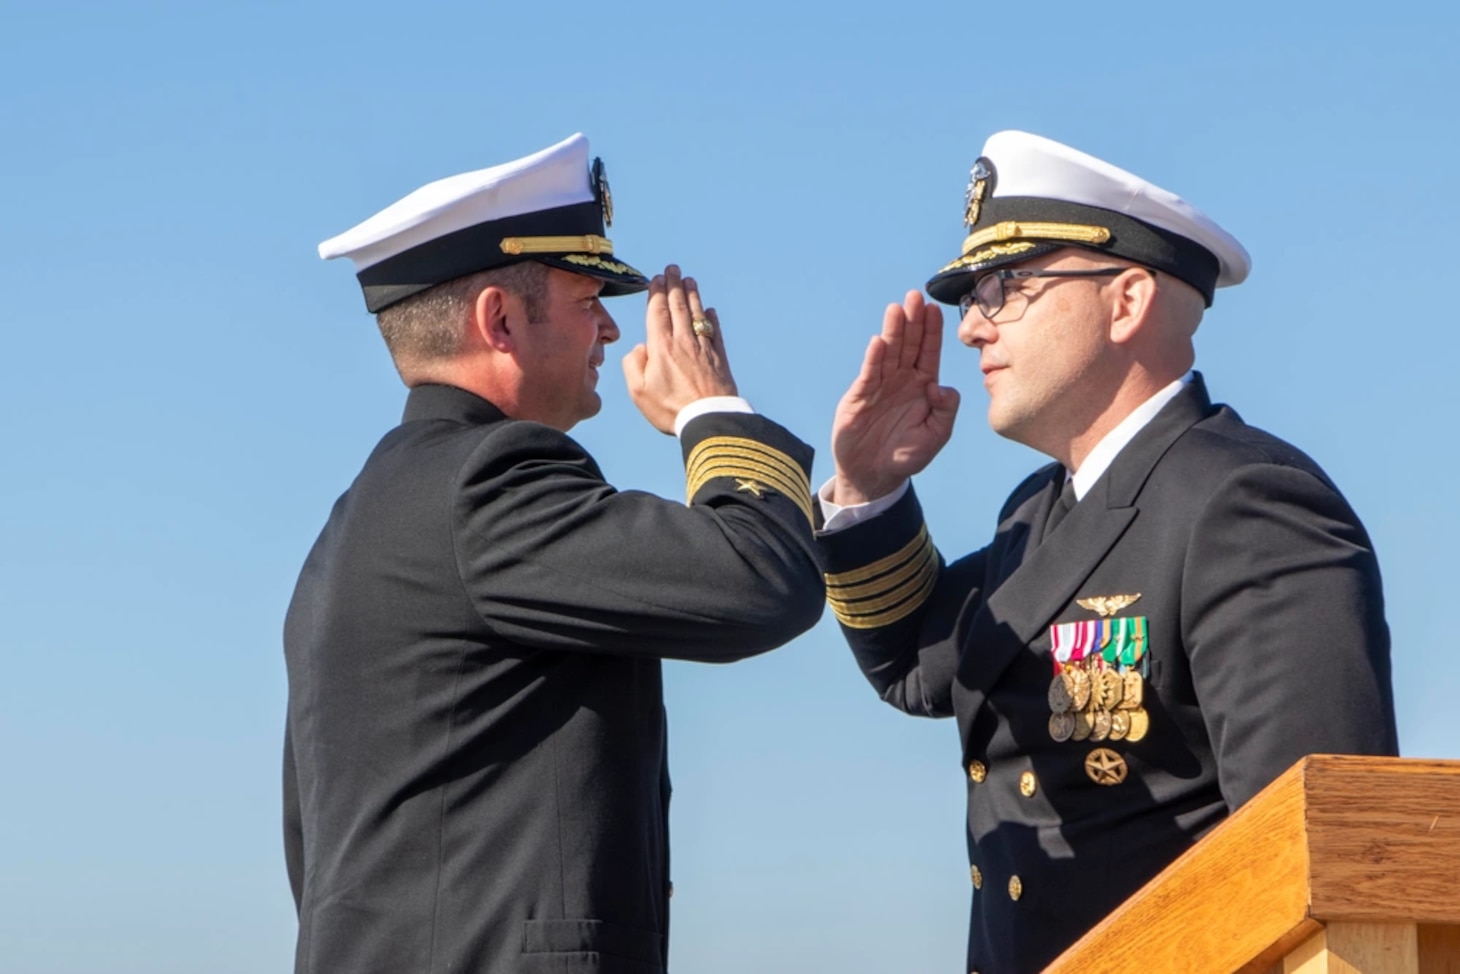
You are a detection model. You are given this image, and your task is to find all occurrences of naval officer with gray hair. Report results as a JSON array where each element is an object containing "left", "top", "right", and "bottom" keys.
[
  {"left": 816, "top": 131, "right": 1396, "bottom": 973},
  {"left": 283, "top": 134, "right": 824, "bottom": 974}
]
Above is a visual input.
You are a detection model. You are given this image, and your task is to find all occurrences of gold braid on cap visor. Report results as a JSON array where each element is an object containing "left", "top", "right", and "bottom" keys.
[
  {"left": 960, "top": 221, "right": 1111, "bottom": 256},
  {"left": 499, "top": 234, "right": 614, "bottom": 256}
]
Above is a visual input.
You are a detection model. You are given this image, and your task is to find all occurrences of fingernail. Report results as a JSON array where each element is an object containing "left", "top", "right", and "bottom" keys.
[{"left": 667, "top": 264, "right": 680, "bottom": 275}]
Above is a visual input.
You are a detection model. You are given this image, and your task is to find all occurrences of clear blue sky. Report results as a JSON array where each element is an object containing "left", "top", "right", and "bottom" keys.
[{"left": 2, "top": 2, "right": 1456, "bottom": 971}]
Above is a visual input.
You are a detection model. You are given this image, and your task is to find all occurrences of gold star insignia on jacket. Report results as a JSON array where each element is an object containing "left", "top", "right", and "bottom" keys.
[{"left": 736, "top": 478, "right": 767, "bottom": 497}]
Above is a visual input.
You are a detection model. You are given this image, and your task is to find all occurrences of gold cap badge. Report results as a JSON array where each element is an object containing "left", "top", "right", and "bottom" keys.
[
  {"left": 963, "top": 157, "right": 994, "bottom": 230},
  {"left": 591, "top": 156, "right": 613, "bottom": 228}
]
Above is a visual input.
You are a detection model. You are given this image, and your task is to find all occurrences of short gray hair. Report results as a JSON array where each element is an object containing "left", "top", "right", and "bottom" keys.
[{"left": 374, "top": 260, "right": 549, "bottom": 367}]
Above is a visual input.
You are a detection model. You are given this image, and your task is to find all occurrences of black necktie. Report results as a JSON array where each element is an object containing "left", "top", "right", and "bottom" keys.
[{"left": 1044, "top": 474, "right": 1077, "bottom": 539}]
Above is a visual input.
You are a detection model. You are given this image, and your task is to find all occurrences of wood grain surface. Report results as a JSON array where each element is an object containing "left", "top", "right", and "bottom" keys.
[
  {"left": 1418, "top": 925, "right": 1460, "bottom": 974},
  {"left": 1045, "top": 756, "right": 1460, "bottom": 973},
  {"left": 1284, "top": 923, "right": 1419, "bottom": 974}
]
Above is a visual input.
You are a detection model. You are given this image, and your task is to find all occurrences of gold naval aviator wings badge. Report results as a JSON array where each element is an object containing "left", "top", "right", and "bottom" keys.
[{"left": 1077, "top": 593, "right": 1142, "bottom": 618}]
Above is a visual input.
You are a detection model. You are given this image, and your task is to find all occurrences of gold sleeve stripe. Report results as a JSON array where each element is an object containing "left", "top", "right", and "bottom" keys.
[
  {"left": 685, "top": 438, "right": 809, "bottom": 493},
  {"left": 825, "top": 524, "right": 937, "bottom": 629},
  {"left": 682, "top": 436, "right": 813, "bottom": 524},
  {"left": 827, "top": 557, "right": 937, "bottom": 615},
  {"left": 824, "top": 525, "right": 930, "bottom": 587},
  {"left": 830, "top": 561, "right": 940, "bottom": 629},
  {"left": 686, "top": 459, "right": 807, "bottom": 501},
  {"left": 686, "top": 460, "right": 814, "bottom": 524},
  {"left": 825, "top": 535, "right": 933, "bottom": 601}
]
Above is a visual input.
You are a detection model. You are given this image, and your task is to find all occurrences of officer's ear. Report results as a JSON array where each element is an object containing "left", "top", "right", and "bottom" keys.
[
  {"left": 473, "top": 285, "right": 518, "bottom": 353},
  {"left": 1107, "top": 266, "right": 1159, "bottom": 346}
]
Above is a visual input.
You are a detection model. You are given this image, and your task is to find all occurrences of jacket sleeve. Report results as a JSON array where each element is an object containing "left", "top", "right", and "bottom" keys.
[
  {"left": 452, "top": 411, "right": 824, "bottom": 662},
  {"left": 1182, "top": 463, "right": 1397, "bottom": 809},
  {"left": 282, "top": 724, "right": 303, "bottom": 912},
  {"left": 816, "top": 485, "right": 985, "bottom": 718}
]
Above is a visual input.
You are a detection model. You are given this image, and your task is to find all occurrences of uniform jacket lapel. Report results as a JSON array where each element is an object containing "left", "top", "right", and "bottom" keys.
[{"left": 957, "top": 375, "right": 1217, "bottom": 702}]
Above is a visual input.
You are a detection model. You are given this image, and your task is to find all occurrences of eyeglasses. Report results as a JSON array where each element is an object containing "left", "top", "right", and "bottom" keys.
[{"left": 958, "top": 267, "right": 1126, "bottom": 320}]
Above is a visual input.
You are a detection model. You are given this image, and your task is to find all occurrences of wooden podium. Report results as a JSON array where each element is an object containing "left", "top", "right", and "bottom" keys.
[{"left": 1044, "top": 756, "right": 1460, "bottom": 974}]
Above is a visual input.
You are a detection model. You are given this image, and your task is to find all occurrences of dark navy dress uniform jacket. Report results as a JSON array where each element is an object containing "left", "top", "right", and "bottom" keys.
[
  {"left": 817, "top": 374, "right": 1396, "bottom": 974},
  {"left": 284, "top": 384, "right": 824, "bottom": 974}
]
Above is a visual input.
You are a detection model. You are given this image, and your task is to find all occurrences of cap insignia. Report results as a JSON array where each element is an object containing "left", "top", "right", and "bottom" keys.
[
  {"left": 963, "top": 157, "right": 995, "bottom": 230},
  {"left": 592, "top": 156, "right": 614, "bottom": 228}
]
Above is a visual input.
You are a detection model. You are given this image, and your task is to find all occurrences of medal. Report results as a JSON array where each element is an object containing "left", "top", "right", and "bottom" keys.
[
  {"left": 1048, "top": 674, "right": 1073, "bottom": 714},
  {"left": 1049, "top": 711, "right": 1076, "bottom": 742},
  {"left": 1097, "top": 668, "right": 1123, "bottom": 710},
  {"left": 1120, "top": 670, "right": 1144, "bottom": 709},
  {"left": 1126, "top": 708, "right": 1150, "bottom": 742},
  {"left": 1067, "top": 665, "right": 1092, "bottom": 712}
]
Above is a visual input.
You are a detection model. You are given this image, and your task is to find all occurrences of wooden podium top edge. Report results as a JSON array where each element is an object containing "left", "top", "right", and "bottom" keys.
[{"left": 1044, "top": 755, "right": 1460, "bottom": 973}]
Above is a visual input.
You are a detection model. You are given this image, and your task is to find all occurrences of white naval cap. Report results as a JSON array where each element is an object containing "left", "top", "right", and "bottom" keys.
[
  {"left": 319, "top": 133, "right": 647, "bottom": 313},
  {"left": 926, "top": 130, "right": 1251, "bottom": 308}
]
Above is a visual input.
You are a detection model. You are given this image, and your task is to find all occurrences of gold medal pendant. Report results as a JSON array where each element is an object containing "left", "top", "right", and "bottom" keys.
[
  {"left": 1071, "top": 710, "right": 1094, "bottom": 742},
  {"left": 1090, "top": 710, "right": 1113, "bottom": 742},
  {"left": 1119, "top": 670, "right": 1144, "bottom": 710},
  {"left": 1067, "top": 665, "right": 1093, "bottom": 712},
  {"left": 1097, "top": 668, "right": 1123, "bottom": 710},
  {"left": 1126, "top": 708, "right": 1150, "bottom": 742},
  {"left": 1109, "top": 710, "right": 1131, "bottom": 741}
]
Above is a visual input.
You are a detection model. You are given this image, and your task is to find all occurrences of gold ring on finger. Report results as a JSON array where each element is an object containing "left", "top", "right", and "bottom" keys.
[{"left": 691, "top": 316, "right": 715, "bottom": 338}]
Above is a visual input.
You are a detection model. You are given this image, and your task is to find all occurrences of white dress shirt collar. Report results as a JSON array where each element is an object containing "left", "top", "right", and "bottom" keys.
[{"left": 1069, "top": 372, "right": 1193, "bottom": 501}]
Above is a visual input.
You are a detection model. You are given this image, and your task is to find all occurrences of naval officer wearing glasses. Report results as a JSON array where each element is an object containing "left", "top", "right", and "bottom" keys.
[
  {"left": 815, "top": 131, "right": 1396, "bottom": 974},
  {"left": 283, "top": 134, "right": 824, "bottom": 974}
]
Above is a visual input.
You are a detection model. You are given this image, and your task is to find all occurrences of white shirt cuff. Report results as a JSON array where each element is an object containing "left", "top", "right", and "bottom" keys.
[
  {"left": 817, "top": 478, "right": 910, "bottom": 533},
  {"left": 673, "top": 396, "right": 755, "bottom": 437}
]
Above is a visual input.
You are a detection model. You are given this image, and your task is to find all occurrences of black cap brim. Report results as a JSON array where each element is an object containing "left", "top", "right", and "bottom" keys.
[
  {"left": 534, "top": 253, "right": 649, "bottom": 296},
  {"left": 925, "top": 242, "right": 1060, "bottom": 305}
]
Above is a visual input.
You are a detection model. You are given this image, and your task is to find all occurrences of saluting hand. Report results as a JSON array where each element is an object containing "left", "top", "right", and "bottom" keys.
[
  {"left": 623, "top": 265, "right": 738, "bottom": 435},
  {"left": 829, "top": 291, "right": 960, "bottom": 505}
]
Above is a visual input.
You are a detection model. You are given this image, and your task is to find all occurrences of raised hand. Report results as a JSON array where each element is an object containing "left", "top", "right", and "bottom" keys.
[
  {"left": 829, "top": 290, "right": 960, "bottom": 505},
  {"left": 623, "top": 265, "right": 738, "bottom": 434}
]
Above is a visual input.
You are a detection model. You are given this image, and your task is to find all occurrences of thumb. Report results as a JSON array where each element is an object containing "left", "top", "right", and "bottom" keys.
[
  {"left": 929, "top": 384, "right": 961, "bottom": 425},
  {"left": 621, "top": 344, "right": 648, "bottom": 391}
]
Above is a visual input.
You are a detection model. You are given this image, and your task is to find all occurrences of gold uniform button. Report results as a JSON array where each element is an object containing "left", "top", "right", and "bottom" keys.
[
  {"left": 1008, "top": 875, "right": 1023, "bottom": 901},
  {"left": 1019, "top": 770, "right": 1037, "bottom": 797},
  {"left": 967, "top": 760, "right": 987, "bottom": 783},
  {"left": 969, "top": 865, "right": 983, "bottom": 889}
]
